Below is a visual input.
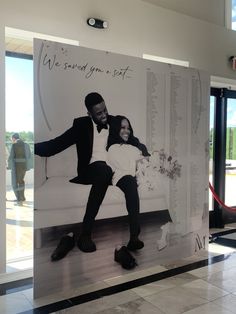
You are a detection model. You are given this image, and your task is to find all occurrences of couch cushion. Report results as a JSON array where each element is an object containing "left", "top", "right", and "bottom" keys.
[
  {"left": 35, "top": 177, "right": 164, "bottom": 210},
  {"left": 35, "top": 177, "right": 124, "bottom": 210},
  {"left": 47, "top": 145, "right": 78, "bottom": 178}
]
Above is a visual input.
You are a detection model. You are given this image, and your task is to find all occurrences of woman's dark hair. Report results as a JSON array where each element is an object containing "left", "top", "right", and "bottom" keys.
[{"left": 107, "top": 115, "right": 150, "bottom": 156}]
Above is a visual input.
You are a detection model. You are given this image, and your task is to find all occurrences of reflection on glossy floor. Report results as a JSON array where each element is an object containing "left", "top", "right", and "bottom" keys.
[
  {"left": 1, "top": 241, "right": 236, "bottom": 314},
  {"left": 6, "top": 185, "right": 33, "bottom": 268}
]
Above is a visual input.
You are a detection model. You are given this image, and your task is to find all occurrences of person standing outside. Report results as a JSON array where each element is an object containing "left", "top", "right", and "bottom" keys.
[{"left": 8, "top": 133, "right": 31, "bottom": 205}]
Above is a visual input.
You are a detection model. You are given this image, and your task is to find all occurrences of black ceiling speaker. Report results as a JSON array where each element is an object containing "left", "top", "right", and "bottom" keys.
[{"left": 87, "top": 18, "right": 108, "bottom": 29}]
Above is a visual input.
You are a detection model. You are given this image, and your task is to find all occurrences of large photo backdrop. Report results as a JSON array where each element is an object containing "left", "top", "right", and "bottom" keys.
[{"left": 34, "top": 39, "right": 210, "bottom": 298}]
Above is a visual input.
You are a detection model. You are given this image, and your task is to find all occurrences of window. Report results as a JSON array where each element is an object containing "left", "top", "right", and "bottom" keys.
[
  {"left": 143, "top": 54, "right": 189, "bottom": 67},
  {"left": 5, "top": 55, "right": 34, "bottom": 271},
  {"left": 209, "top": 96, "right": 215, "bottom": 211},
  {"left": 226, "top": 0, "right": 236, "bottom": 30},
  {"left": 233, "top": 0, "right": 236, "bottom": 30}
]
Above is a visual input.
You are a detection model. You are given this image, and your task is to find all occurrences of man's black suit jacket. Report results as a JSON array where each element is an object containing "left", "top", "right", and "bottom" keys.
[{"left": 35, "top": 115, "right": 115, "bottom": 183}]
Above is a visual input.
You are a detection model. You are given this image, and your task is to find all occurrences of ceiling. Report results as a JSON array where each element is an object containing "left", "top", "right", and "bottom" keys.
[
  {"left": 5, "top": 36, "right": 33, "bottom": 56},
  {"left": 5, "top": 31, "right": 79, "bottom": 56},
  {"left": 5, "top": 0, "right": 224, "bottom": 56}
]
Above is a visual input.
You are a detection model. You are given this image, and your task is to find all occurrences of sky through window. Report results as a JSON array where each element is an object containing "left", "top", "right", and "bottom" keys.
[
  {"left": 232, "top": 0, "right": 236, "bottom": 29},
  {"left": 5, "top": 56, "right": 33, "bottom": 132}
]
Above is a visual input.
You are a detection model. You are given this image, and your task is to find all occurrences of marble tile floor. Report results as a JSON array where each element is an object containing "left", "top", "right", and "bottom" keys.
[
  {"left": 6, "top": 185, "right": 33, "bottom": 263},
  {"left": 1, "top": 242, "right": 236, "bottom": 314}
]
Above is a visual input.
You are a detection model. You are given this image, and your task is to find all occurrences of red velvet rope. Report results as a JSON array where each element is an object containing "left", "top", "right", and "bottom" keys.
[{"left": 209, "top": 181, "right": 236, "bottom": 212}]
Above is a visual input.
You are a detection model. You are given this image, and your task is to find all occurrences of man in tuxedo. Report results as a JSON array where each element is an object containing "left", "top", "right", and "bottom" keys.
[{"left": 35, "top": 92, "right": 114, "bottom": 259}]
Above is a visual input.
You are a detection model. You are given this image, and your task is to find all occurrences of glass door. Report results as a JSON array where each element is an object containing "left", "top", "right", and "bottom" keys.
[
  {"left": 225, "top": 96, "right": 236, "bottom": 208},
  {"left": 210, "top": 88, "right": 236, "bottom": 227},
  {"left": 209, "top": 96, "right": 215, "bottom": 211},
  {"left": 5, "top": 54, "right": 34, "bottom": 271}
]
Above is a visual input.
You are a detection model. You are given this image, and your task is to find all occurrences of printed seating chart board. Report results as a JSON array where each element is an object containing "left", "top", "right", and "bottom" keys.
[{"left": 34, "top": 39, "right": 210, "bottom": 298}]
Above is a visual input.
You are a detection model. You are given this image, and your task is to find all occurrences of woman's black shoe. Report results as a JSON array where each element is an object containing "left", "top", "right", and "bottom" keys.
[
  {"left": 114, "top": 246, "right": 137, "bottom": 270},
  {"left": 51, "top": 234, "right": 75, "bottom": 261},
  {"left": 77, "top": 234, "right": 96, "bottom": 252}
]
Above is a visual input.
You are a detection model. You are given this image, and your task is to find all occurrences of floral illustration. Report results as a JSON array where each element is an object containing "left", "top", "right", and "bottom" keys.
[
  {"left": 157, "top": 149, "right": 182, "bottom": 180},
  {"left": 136, "top": 149, "right": 182, "bottom": 192}
]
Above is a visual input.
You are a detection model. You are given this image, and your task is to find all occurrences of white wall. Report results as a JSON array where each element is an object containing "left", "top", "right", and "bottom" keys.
[
  {"left": 0, "top": 0, "right": 236, "bottom": 274},
  {"left": 1, "top": 0, "right": 236, "bottom": 78},
  {"left": 142, "top": 0, "right": 226, "bottom": 26}
]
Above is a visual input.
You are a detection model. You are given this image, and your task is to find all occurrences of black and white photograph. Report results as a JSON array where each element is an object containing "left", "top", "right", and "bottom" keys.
[{"left": 34, "top": 39, "right": 210, "bottom": 298}]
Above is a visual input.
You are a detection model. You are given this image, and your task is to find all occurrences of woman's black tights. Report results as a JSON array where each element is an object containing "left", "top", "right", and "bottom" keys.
[{"left": 116, "top": 175, "right": 140, "bottom": 238}]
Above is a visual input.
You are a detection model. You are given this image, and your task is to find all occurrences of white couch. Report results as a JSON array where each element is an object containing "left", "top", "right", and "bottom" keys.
[{"left": 34, "top": 145, "right": 168, "bottom": 247}]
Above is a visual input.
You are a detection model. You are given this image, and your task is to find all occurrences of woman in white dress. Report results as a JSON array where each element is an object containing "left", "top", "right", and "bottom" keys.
[{"left": 107, "top": 115, "right": 150, "bottom": 250}]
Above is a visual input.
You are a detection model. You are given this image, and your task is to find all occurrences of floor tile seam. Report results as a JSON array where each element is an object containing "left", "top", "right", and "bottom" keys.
[
  {"left": 198, "top": 277, "right": 233, "bottom": 293},
  {"left": 139, "top": 295, "right": 166, "bottom": 314},
  {"left": 130, "top": 290, "right": 163, "bottom": 299},
  {"left": 208, "top": 297, "right": 236, "bottom": 313},
  {"left": 181, "top": 303, "right": 211, "bottom": 314},
  {"left": 196, "top": 280, "right": 232, "bottom": 296},
  {"left": 209, "top": 263, "right": 235, "bottom": 272},
  {"left": 200, "top": 279, "right": 236, "bottom": 295},
  {"left": 220, "top": 265, "right": 236, "bottom": 273},
  {"left": 208, "top": 291, "right": 233, "bottom": 304},
  {"left": 22, "top": 291, "right": 35, "bottom": 308},
  {"left": 131, "top": 281, "right": 181, "bottom": 299},
  {"left": 187, "top": 269, "right": 220, "bottom": 278},
  {"left": 88, "top": 293, "right": 141, "bottom": 314},
  {"left": 0, "top": 291, "right": 33, "bottom": 311},
  {"left": 19, "top": 292, "right": 35, "bottom": 312},
  {"left": 197, "top": 270, "right": 228, "bottom": 282},
  {"left": 142, "top": 290, "right": 209, "bottom": 314},
  {"left": 208, "top": 263, "right": 236, "bottom": 276},
  {"left": 180, "top": 284, "right": 232, "bottom": 303},
  {"left": 206, "top": 268, "right": 236, "bottom": 281},
  {"left": 147, "top": 283, "right": 210, "bottom": 302}
]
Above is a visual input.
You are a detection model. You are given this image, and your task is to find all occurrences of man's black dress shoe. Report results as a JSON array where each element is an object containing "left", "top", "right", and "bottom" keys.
[
  {"left": 77, "top": 234, "right": 96, "bottom": 252},
  {"left": 114, "top": 246, "right": 137, "bottom": 270},
  {"left": 51, "top": 235, "right": 75, "bottom": 261}
]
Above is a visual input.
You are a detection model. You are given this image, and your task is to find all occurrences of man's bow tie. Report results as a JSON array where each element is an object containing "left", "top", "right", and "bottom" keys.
[{"left": 97, "top": 124, "right": 108, "bottom": 133}]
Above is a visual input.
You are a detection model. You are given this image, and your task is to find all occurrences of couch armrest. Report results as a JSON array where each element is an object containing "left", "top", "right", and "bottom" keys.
[{"left": 34, "top": 155, "right": 47, "bottom": 189}]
